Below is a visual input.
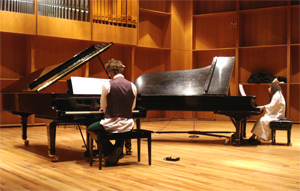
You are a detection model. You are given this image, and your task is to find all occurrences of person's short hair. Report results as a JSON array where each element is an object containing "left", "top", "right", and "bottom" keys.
[{"left": 105, "top": 59, "right": 125, "bottom": 74}]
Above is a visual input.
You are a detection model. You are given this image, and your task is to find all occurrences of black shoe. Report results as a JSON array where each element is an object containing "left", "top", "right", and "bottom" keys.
[
  {"left": 105, "top": 147, "right": 123, "bottom": 166},
  {"left": 248, "top": 139, "right": 261, "bottom": 145},
  {"left": 254, "top": 139, "right": 261, "bottom": 145}
]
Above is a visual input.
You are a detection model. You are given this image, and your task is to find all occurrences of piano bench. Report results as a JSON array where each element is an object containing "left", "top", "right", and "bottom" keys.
[
  {"left": 270, "top": 119, "right": 293, "bottom": 146},
  {"left": 88, "top": 129, "right": 152, "bottom": 170}
]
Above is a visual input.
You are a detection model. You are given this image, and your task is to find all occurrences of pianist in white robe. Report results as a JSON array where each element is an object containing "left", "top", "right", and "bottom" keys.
[{"left": 250, "top": 82, "right": 286, "bottom": 141}]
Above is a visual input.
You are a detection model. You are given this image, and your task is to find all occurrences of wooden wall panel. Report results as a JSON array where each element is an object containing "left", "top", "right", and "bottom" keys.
[
  {"left": 193, "top": 0, "right": 236, "bottom": 14},
  {"left": 290, "top": 46, "right": 300, "bottom": 84},
  {"left": 239, "top": 0, "right": 288, "bottom": 10},
  {"left": 239, "top": 8, "right": 287, "bottom": 47},
  {"left": 92, "top": 24, "right": 137, "bottom": 45},
  {"left": 239, "top": 46, "right": 287, "bottom": 83},
  {"left": 290, "top": 84, "right": 300, "bottom": 121},
  {"left": 37, "top": 16, "right": 91, "bottom": 41},
  {"left": 170, "top": 50, "right": 191, "bottom": 71},
  {"left": 0, "top": 11, "right": 36, "bottom": 35},
  {"left": 146, "top": 110, "right": 166, "bottom": 119},
  {"left": 32, "top": 36, "right": 89, "bottom": 79},
  {"left": 184, "top": 12, "right": 193, "bottom": 51},
  {"left": 0, "top": 33, "right": 31, "bottom": 79},
  {"left": 171, "top": 0, "right": 185, "bottom": 16},
  {"left": 193, "top": 13, "right": 237, "bottom": 50},
  {"left": 171, "top": 14, "right": 185, "bottom": 50},
  {"left": 291, "top": 7, "right": 299, "bottom": 44},
  {"left": 139, "top": 0, "right": 170, "bottom": 13},
  {"left": 165, "top": 111, "right": 194, "bottom": 119},
  {"left": 138, "top": 12, "right": 171, "bottom": 48},
  {"left": 134, "top": 48, "right": 170, "bottom": 80},
  {"left": 193, "top": 49, "right": 236, "bottom": 69}
]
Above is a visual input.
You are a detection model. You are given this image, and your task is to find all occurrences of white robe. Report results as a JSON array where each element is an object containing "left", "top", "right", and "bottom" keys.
[{"left": 251, "top": 91, "right": 286, "bottom": 141}]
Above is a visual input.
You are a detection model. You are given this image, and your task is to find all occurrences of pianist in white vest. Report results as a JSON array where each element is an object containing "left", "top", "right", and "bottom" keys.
[{"left": 88, "top": 58, "right": 137, "bottom": 166}]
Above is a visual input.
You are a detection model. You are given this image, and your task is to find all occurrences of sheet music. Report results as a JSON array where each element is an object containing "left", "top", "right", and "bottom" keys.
[
  {"left": 239, "top": 84, "right": 246, "bottom": 96},
  {"left": 71, "top": 76, "right": 110, "bottom": 95}
]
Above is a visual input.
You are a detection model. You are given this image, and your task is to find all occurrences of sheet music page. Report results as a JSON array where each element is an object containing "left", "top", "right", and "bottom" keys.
[
  {"left": 71, "top": 76, "right": 110, "bottom": 95},
  {"left": 239, "top": 84, "right": 247, "bottom": 96}
]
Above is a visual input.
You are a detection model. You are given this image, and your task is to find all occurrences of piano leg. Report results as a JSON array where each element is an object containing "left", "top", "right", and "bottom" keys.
[
  {"left": 46, "top": 121, "right": 58, "bottom": 162},
  {"left": 21, "top": 115, "right": 30, "bottom": 146},
  {"left": 230, "top": 116, "right": 247, "bottom": 146},
  {"left": 242, "top": 117, "right": 247, "bottom": 138},
  {"left": 12, "top": 112, "right": 31, "bottom": 146},
  {"left": 85, "top": 124, "right": 91, "bottom": 158}
]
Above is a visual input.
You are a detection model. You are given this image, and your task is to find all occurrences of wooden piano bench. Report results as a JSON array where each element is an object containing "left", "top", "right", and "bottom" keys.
[
  {"left": 270, "top": 119, "right": 293, "bottom": 146},
  {"left": 88, "top": 129, "right": 152, "bottom": 170}
]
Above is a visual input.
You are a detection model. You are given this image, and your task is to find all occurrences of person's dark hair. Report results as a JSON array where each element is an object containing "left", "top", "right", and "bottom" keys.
[
  {"left": 105, "top": 59, "right": 125, "bottom": 74},
  {"left": 268, "top": 83, "right": 281, "bottom": 101}
]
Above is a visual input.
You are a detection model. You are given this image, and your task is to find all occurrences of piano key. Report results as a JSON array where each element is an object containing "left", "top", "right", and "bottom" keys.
[{"left": 64, "top": 110, "right": 140, "bottom": 115}]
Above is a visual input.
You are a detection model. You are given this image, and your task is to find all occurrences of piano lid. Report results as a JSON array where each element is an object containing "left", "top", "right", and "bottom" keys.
[
  {"left": 134, "top": 56, "right": 235, "bottom": 96},
  {"left": 1, "top": 42, "right": 113, "bottom": 93}
]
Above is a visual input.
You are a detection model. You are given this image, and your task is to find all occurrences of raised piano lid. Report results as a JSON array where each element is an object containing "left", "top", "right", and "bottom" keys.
[
  {"left": 134, "top": 56, "right": 235, "bottom": 96},
  {"left": 1, "top": 42, "right": 113, "bottom": 93}
]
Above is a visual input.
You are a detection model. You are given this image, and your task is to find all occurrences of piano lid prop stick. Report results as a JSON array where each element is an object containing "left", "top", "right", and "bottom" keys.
[{"left": 97, "top": 55, "right": 111, "bottom": 79}]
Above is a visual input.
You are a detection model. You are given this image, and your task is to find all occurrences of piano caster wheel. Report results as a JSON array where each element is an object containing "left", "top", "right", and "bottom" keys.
[
  {"left": 50, "top": 155, "right": 59, "bottom": 162},
  {"left": 224, "top": 138, "right": 231, "bottom": 145},
  {"left": 24, "top": 140, "right": 29, "bottom": 146}
]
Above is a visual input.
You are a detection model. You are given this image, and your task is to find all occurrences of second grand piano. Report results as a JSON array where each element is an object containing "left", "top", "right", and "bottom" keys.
[{"left": 134, "top": 57, "right": 261, "bottom": 145}]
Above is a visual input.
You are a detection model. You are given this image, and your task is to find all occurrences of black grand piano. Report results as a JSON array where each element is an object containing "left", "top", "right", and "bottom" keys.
[
  {"left": 1, "top": 42, "right": 146, "bottom": 161},
  {"left": 134, "top": 56, "right": 261, "bottom": 145}
]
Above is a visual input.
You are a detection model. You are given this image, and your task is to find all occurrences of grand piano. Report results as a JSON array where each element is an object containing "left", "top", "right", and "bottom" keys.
[
  {"left": 134, "top": 56, "right": 261, "bottom": 145},
  {"left": 1, "top": 42, "right": 146, "bottom": 161}
]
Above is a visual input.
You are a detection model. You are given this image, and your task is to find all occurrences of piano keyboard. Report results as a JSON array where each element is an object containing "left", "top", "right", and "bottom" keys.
[{"left": 65, "top": 110, "right": 140, "bottom": 115}]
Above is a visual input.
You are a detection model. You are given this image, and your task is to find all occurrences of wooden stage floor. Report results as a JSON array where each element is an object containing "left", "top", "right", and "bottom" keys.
[{"left": 0, "top": 120, "right": 299, "bottom": 190}]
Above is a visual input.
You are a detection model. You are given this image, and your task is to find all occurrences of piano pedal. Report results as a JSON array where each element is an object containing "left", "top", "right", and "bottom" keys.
[
  {"left": 126, "top": 148, "right": 132, "bottom": 155},
  {"left": 189, "top": 135, "right": 199, "bottom": 138},
  {"left": 125, "top": 141, "right": 132, "bottom": 155}
]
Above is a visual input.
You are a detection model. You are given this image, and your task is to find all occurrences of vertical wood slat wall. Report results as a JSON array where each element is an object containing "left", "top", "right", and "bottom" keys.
[
  {"left": 0, "top": 0, "right": 299, "bottom": 126},
  {"left": 192, "top": 0, "right": 300, "bottom": 122}
]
